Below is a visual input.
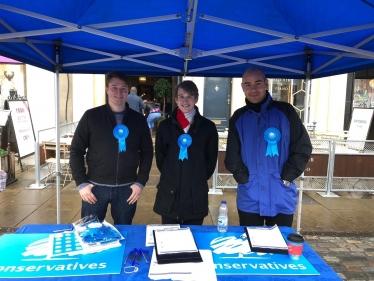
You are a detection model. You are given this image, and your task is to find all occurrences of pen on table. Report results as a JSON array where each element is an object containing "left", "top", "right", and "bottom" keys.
[
  {"left": 125, "top": 249, "right": 136, "bottom": 264},
  {"left": 132, "top": 248, "right": 142, "bottom": 266}
]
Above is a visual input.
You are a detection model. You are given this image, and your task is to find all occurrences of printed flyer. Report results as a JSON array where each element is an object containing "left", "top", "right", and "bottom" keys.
[{"left": 193, "top": 231, "right": 319, "bottom": 276}]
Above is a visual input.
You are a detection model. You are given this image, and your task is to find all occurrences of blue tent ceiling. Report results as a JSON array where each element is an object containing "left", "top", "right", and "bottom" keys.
[{"left": 0, "top": 0, "right": 374, "bottom": 78}]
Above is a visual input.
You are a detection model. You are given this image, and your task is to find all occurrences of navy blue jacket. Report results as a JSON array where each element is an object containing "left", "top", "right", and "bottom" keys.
[{"left": 224, "top": 93, "right": 312, "bottom": 216}]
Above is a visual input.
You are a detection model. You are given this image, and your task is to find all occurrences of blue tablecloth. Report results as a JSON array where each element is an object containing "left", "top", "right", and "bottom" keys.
[{"left": 3, "top": 224, "right": 341, "bottom": 280}]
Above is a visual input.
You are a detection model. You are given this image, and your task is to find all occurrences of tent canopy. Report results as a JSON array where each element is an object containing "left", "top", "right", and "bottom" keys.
[{"left": 0, "top": 0, "right": 374, "bottom": 79}]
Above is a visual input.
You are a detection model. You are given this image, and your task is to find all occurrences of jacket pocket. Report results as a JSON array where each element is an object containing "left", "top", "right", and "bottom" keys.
[
  {"left": 236, "top": 176, "right": 258, "bottom": 211},
  {"left": 270, "top": 171, "right": 297, "bottom": 213},
  {"left": 155, "top": 185, "right": 175, "bottom": 213}
]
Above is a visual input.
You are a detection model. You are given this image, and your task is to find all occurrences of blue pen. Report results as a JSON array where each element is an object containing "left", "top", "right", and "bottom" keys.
[
  {"left": 125, "top": 249, "right": 136, "bottom": 264},
  {"left": 132, "top": 248, "right": 142, "bottom": 266}
]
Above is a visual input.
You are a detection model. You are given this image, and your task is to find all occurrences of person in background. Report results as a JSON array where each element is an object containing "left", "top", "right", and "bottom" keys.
[
  {"left": 126, "top": 86, "right": 146, "bottom": 114},
  {"left": 69, "top": 71, "right": 153, "bottom": 225},
  {"left": 146, "top": 101, "right": 162, "bottom": 136},
  {"left": 154, "top": 80, "right": 218, "bottom": 225},
  {"left": 224, "top": 66, "right": 312, "bottom": 227}
]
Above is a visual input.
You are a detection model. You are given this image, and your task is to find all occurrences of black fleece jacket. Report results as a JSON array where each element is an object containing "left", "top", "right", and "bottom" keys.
[{"left": 70, "top": 103, "right": 153, "bottom": 187}]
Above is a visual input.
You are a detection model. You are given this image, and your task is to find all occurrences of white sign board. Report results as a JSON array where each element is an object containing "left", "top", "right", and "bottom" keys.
[
  {"left": 7, "top": 100, "right": 35, "bottom": 157},
  {"left": 347, "top": 108, "right": 374, "bottom": 151}
]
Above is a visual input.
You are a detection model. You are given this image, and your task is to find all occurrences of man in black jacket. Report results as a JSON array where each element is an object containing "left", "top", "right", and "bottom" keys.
[{"left": 70, "top": 71, "right": 153, "bottom": 225}]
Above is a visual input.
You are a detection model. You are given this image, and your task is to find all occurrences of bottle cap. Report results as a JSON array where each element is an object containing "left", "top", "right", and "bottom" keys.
[
  {"left": 287, "top": 233, "right": 304, "bottom": 243},
  {"left": 221, "top": 200, "right": 226, "bottom": 204}
]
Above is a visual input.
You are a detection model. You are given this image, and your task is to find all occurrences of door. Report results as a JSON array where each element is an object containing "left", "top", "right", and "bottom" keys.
[{"left": 203, "top": 78, "right": 231, "bottom": 132}]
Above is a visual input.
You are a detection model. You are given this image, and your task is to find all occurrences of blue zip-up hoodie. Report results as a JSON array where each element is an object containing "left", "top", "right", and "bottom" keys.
[{"left": 225, "top": 92, "right": 312, "bottom": 216}]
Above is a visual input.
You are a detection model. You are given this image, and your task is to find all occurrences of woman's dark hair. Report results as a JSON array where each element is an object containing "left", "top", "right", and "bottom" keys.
[
  {"left": 105, "top": 71, "right": 131, "bottom": 88},
  {"left": 175, "top": 80, "right": 199, "bottom": 98}
]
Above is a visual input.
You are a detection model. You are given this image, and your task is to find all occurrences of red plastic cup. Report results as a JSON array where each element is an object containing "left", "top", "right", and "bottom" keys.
[{"left": 287, "top": 233, "right": 304, "bottom": 260}]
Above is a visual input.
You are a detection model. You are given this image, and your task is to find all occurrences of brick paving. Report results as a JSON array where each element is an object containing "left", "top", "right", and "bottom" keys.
[{"left": 305, "top": 235, "right": 374, "bottom": 281}]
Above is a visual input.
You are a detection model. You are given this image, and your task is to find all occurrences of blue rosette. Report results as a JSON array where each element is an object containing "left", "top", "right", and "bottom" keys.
[
  {"left": 178, "top": 134, "right": 192, "bottom": 160},
  {"left": 113, "top": 124, "right": 129, "bottom": 152},
  {"left": 264, "top": 127, "right": 281, "bottom": 157}
]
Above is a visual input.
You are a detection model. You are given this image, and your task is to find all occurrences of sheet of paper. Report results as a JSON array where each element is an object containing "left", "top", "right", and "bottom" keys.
[
  {"left": 0, "top": 110, "right": 10, "bottom": 127},
  {"left": 246, "top": 225, "right": 288, "bottom": 249},
  {"left": 154, "top": 228, "right": 198, "bottom": 254},
  {"left": 145, "top": 224, "right": 180, "bottom": 246},
  {"left": 148, "top": 249, "right": 217, "bottom": 281}
]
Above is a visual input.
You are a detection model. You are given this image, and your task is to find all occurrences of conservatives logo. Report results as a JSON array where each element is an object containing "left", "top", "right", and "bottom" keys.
[
  {"left": 193, "top": 232, "right": 319, "bottom": 276},
  {"left": 0, "top": 233, "right": 125, "bottom": 278}
]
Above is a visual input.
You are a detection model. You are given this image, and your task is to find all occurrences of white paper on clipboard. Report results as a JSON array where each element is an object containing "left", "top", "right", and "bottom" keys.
[
  {"left": 154, "top": 227, "right": 198, "bottom": 255},
  {"left": 145, "top": 224, "right": 180, "bottom": 247}
]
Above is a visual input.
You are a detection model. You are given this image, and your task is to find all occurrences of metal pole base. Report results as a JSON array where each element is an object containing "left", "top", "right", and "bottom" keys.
[
  {"left": 317, "top": 191, "right": 340, "bottom": 198},
  {"left": 208, "top": 188, "right": 223, "bottom": 195},
  {"left": 26, "top": 183, "right": 49, "bottom": 189}
]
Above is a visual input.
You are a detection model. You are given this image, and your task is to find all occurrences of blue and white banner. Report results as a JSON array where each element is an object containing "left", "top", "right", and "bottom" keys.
[
  {"left": 0, "top": 232, "right": 127, "bottom": 278},
  {"left": 193, "top": 232, "right": 319, "bottom": 276}
]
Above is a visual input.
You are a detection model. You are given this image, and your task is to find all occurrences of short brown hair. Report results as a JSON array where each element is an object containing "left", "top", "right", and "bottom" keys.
[
  {"left": 105, "top": 71, "right": 131, "bottom": 88},
  {"left": 176, "top": 80, "right": 199, "bottom": 98}
]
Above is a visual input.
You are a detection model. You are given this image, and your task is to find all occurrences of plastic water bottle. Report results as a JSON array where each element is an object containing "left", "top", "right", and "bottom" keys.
[{"left": 217, "top": 200, "right": 228, "bottom": 232}]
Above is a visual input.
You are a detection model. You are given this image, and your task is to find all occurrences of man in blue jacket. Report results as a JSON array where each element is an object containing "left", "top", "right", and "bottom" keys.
[{"left": 225, "top": 66, "right": 312, "bottom": 227}]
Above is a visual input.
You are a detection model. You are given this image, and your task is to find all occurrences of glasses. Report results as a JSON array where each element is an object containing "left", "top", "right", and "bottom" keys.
[{"left": 109, "top": 86, "right": 128, "bottom": 93}]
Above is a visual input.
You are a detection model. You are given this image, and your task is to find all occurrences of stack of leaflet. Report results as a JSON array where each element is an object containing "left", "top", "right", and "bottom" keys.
[
  {"left": 148, "top": 227, "right": 216, "bottom": 281},
  {"left": 72, "top": 215, "right": 124, "bottom": 254},
  {"left": 148, "top": 249, "right": 217, "bottom": 281},
  {"left": 245, "top": 224, "right": 288, "bottom": 254}
]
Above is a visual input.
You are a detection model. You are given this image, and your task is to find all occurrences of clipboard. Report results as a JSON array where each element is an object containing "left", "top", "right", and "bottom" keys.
[
  {"left": 244, "top": 225, "right": 288, "bottom": 255},
  {"left": 153, "top": 228, "right": 202, "bottom": 264}
]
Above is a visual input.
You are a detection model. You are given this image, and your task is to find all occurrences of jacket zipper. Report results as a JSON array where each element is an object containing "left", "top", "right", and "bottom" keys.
[
  {"left": 257, "top": 116, "right": 260, "bottom": 125},
  {"left": 116, "top": 149, "right": 119, "bottom": 185}
]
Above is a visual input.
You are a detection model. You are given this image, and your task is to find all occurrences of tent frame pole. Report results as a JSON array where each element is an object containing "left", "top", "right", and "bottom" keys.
[{"left": 54, "top": 42, "right": 61, "bottom": 224}]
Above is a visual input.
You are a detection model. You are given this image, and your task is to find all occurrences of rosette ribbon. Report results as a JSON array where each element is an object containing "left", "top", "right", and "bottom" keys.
[
  {"left": 264, "top": 127, "right": 281, "bottom": 157},
  {"left": 178, "top": 134, "right": 192, "bottom": 160},
  {"left": 113, "top": 124, "right": 129, "bottom": 152}
]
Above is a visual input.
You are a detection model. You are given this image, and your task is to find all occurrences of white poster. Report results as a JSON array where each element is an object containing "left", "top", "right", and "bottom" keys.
[
  {"left": 7, "top": 100, "right": 35, "bottom": 157},
  {"left": 347, "top": 108, "right": 374, "bottom": 151}
]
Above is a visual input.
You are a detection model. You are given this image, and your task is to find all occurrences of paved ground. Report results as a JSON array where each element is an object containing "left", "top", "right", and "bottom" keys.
[{"left": 305, "top": 235, "right": 374, "bottom": 281}]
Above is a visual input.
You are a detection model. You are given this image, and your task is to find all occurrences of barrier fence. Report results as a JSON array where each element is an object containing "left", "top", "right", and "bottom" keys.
[
  {"left": 210, "top": 136, "right": 374, "bottom": 232},
  {"left": 211, "top": 137, "right": 374, "bottom": 194}
]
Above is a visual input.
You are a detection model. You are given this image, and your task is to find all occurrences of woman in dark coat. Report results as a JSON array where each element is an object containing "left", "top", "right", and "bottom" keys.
[{"left": 153, "top": 80, "right": 219, "bottom": 225}]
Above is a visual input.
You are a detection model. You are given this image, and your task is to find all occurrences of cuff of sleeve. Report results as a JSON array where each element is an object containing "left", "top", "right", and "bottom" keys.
[
  {"left": 133, "top": 182, "right": 144, "bottom": 190},
  {"left": 77, "top": 183, "right": 90, "bottom": 190}
]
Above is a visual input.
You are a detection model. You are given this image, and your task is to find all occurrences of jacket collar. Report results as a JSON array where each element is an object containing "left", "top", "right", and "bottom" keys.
[{"left": 245, "top": 91, "right": 273, "bottom": 112}]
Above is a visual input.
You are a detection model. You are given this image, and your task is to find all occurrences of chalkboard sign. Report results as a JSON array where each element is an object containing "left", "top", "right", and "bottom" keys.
[{"left": 1, "top": 100, "right": 35, "bottom": 158}]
